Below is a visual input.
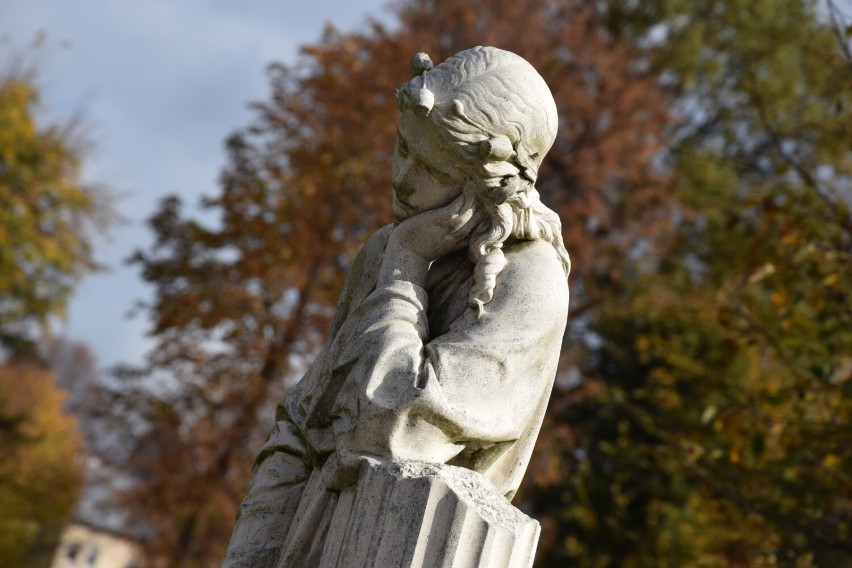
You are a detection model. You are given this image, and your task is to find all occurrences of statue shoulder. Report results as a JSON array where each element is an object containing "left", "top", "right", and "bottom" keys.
[
  {"left": 356, "top": 224, "right": 394, "bottom": 263},
  {"left": 504, "top": 239, "right": 567, "bottom": 275},
  {"left": 500, "top": 239, "right": 569, "bottom": 313},
  {"left": 343, "top": 224, "right": 394, "bottom": 284},
  {"left": 327, "top": 224, "right": 395, "bottom": 337}
]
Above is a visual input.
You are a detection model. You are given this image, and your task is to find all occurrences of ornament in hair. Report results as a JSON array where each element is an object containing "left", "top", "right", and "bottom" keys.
[
  {"left": 413, "top": 87, "right": 435, "bottom": 117},
  {"left": 479, "top": 136, "right": 515, "bottom": 162},
  {"left": 410, "top": 52, "right": 433, "bottom": 77}
]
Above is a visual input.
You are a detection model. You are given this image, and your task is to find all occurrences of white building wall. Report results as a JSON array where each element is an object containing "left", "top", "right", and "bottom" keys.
[{"left": 51, "top": 523, "right": 140, "bottom": 568}]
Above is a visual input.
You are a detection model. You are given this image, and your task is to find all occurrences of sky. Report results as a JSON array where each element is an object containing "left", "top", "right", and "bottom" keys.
[{"left": 3, "top": 0, "right": 391, "bottom": 371}]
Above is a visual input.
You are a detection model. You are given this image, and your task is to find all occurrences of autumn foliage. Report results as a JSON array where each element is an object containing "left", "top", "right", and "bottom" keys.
[
  {"left": 0, "top": 74, "right": 108, "bottom": 354},
  {"left": 0, "top": 363, "right": 83, "bottom": 567},
  {"left": 0, "top": 63, "right": 104, "bottom": 567},
  {"left": 107, "top": 0, "right": 852, "bottom": 566},
  {"left": 116, "top": 2, "right": 669, "bottom": 565}
]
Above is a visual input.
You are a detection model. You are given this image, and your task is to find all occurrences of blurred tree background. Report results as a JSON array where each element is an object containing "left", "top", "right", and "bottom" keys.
[
  {"left": 530, "top": 1, "right": 852, "bottom": 566},
  {"left": 0, "top": 55, "right": 110, "bottom": 566},
  {"left": 0, "top": 66, "right": 109, "bottom": 355},
  {"left": 6, "top": 0, "right": 849, "bottom": 566}
]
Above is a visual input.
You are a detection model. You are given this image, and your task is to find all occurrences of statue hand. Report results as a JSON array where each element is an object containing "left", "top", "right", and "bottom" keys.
[
  {"left": 393, "top": 191, "right": 481, "bottom": 262},
  {"left": 379, "top": 191, "right": 482, "bottom": 285}
]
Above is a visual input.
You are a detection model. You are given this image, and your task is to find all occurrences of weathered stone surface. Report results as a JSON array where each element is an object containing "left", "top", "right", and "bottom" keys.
[
  {"left": 276, "top": 457, "right": 540, "bottom": 568},
  {"left": 223, "top": 46, "right": 570, "bottom": 568}
]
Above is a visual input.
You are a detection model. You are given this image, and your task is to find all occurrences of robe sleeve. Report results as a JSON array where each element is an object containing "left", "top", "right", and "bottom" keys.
[{"left": 280, "top": 225, "right": 393, "bottom": 457}]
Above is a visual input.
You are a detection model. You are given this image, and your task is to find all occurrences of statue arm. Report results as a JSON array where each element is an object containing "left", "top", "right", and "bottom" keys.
[{"left": 327, "top": 239, "right": 568, "bottom": 468}]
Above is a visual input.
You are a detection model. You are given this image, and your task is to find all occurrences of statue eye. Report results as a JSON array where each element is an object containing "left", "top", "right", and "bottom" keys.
[
  {"left": 397, "top": 136, "right": 409, "bottom": 157},
  {"left": 425, "top": 164, "right": 454, "bottom": 184}
]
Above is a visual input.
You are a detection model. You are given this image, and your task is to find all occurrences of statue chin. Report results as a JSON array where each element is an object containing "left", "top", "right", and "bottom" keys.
[{"left": 392, "top": 196, "right": 416, "bottom": 223}]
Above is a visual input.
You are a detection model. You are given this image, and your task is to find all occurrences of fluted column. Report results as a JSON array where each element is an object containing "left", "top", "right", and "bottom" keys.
[{"left": 275, "top": 457, "right": 540, "bottom": 568}]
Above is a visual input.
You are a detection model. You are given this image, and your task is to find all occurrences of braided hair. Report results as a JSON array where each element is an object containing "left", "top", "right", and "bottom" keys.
[{"left": 397, "top": 47, "right": 570, "bottom": 314}]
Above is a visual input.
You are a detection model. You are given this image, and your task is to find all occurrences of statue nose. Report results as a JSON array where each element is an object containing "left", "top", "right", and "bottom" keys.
[{"left": 392, "top": 160, "right": 415, "bottom": 197}]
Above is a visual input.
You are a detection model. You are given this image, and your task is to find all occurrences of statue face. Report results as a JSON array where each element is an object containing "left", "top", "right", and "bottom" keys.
[{"left": 392, "top": 110, "right": 465, "bottom": 222}]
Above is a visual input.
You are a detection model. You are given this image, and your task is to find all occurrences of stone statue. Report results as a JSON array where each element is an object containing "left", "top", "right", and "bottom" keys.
[{"left": 223, "top": 46, "right": 570, "bottom": 568}]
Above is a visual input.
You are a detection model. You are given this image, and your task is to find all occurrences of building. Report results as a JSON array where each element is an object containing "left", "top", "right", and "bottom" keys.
[{"left": 50, "top": 522, "right": 140, "bottom": 568}]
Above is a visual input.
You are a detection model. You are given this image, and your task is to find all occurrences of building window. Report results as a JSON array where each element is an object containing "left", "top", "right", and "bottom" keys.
[
  {"left": 86, "top": 545, "right": 99, "bottom": 567},
  {"left": 66, "top": 542, "right": 81, "bottom": 563}
]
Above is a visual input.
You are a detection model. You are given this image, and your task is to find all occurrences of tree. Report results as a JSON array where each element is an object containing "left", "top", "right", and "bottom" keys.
[
  {"left": 0, "top": 67, "right": 110, "bottom": 354},
  {"left": 0, "top": 52, "right": 110, "bottom": 566},
  {"left": 526, "top": 0, "right": 852, "bottom": 565},
  {"left": 119, "top": 1, "right": 671, "bottom": 565},
  {"left": 115, "top": 0, "right": 852, "bottom": 565},
  {"left": 0, "top": 362, "right": 83, "bottom": 568},
  {"left": 44, "top": 338, "right": 141, "bottom": 538}
]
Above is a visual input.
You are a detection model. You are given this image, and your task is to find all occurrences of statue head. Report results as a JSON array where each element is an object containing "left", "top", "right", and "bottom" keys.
[
  {"left": 396, "top": 47, "right": 558, "bottom": 198},
  {"left": 395, "top": 47, "right": 569, "bottom": 313}
]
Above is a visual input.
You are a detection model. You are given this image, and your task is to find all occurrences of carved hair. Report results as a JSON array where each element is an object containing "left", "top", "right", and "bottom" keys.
[{"left": 397, "top": 47, "right": 571, "bottom": 314}]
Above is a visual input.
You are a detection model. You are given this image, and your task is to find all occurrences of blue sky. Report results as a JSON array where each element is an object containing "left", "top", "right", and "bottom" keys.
[{"left": 3, "top": 0, "right": 391, "bottom": 371}]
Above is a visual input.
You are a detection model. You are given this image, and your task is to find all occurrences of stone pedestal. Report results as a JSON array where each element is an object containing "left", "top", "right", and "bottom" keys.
[{"left": 276, "top": 457, "right": 540, "bottom": 568}]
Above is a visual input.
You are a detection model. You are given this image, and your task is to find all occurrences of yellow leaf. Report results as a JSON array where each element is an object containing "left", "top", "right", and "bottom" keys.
[
  {"left": 781, "top": 232, "right": 799, "bottom": 246},
  {"left": 747, "top": 263, "right": 775, "bottom": 285}
]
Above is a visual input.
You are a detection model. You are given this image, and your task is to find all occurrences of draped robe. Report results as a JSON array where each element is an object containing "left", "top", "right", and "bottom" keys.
[{"left": 223, "top": 225, "right": 568, "bottom": 567}]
